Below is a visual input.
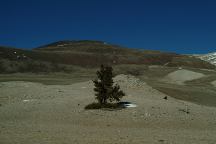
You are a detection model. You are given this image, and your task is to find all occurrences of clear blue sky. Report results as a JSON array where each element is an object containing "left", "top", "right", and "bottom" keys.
[{"left": 0, "top": 0, "right": 216, "bottom": 54}]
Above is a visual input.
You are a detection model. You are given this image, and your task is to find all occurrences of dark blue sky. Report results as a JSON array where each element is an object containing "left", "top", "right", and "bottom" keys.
[{"left": 0, "top": 0, "right": 216, "bottom": 54}]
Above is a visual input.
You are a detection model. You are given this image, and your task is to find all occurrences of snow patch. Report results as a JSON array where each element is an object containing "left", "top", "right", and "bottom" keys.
[
  {"left": 196, "top": 52, "right": 216, "bottom": 66},
  {"left": 23, "top": 99, "right": 36, "bottom": 102}
]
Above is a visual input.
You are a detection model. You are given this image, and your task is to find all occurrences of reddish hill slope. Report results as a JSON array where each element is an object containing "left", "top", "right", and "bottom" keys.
[{"left": 0, "top": 40, "right": 215, "bottom": 73}]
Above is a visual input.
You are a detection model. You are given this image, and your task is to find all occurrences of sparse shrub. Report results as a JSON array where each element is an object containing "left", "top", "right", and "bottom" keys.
[
  {"left": 0, "top": 60, "right": 4, "bottom": 72},
  {"left": 114, "top": 64, "right": 148, "bottom": 76},
  {"left": 0, "top": 58, "right": 77, "bottom": 73}
]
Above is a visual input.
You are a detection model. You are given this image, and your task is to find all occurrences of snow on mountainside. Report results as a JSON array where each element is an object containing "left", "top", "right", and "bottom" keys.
[{"left": 195, "top": 52, "right": 216, "bottom": 66}]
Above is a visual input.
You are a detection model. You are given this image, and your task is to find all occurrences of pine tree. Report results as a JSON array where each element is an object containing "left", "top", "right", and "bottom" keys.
[{"left": 93, "top": 65, "right": 125, "bottom": 105}]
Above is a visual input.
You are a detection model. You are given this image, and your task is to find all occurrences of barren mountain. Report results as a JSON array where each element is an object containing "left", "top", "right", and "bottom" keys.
[{"left": 0, "top": 40, "right": 215, "bottom": 73}]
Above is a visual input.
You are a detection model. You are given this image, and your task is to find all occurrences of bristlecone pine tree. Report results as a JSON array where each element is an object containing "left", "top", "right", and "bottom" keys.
[{"left": 93, "top": 65, "right": 125, "bottom": 105}]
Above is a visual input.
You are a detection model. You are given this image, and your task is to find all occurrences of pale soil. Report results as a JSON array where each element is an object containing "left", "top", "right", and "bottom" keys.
[
  {"left": 212, "top": 80, "right": 216, "bottom": 87},
  {"left": 0, "top": 75, "right": 216, "bottom": 144},
  {"left": 162, "top": 69, "right": 205, "bottom": 85}
]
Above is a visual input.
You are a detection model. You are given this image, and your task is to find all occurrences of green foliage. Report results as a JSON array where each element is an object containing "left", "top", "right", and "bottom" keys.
[{"left": 93, "top": 65, "right": 125, "bottom": 104}]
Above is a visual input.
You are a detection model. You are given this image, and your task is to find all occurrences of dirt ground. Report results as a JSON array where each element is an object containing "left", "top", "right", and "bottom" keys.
[
  {"left": 0, "top": 74, "right": 216, "bottom": 144},
  {"left": 212, "top": 80, "right": 216, "bottom": 87},
  {"left": 162, "top": 69, "right": 205, "bottom": 85}
]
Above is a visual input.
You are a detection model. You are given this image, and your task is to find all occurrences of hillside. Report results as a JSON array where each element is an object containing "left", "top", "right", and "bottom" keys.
[
  {"left": 35, "top": 40, "right": 216, "bottom": 68},
  {"left": 195, "top": 52, "right": 216, "bottom": 66},
  {"left": 36, "top": 40, "right": 131, "bottom": 54},
  {"left": 0, "top": 41, "right": 215, "bottom": 73}
]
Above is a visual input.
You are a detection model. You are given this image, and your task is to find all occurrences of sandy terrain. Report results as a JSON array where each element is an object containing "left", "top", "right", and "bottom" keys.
[
  {"left": 212, "top": 80, "right": 216, "bottom": 87},
  {"left": 162, "top": 69, "right": 205, "bottom": 85},
  {"left": 0, "top": 75, "right": 216, "bottom": 144}
]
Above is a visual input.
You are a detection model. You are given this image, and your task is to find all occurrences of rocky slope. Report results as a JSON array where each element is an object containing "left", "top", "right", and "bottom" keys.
[{"left": 196, "top": 52, "right": 216, "bottom": 66}]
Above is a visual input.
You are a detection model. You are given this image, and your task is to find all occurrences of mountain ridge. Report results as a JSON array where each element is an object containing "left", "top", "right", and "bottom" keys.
[{"left": 0, "top": 40, "right": 215, "bottom": 73}]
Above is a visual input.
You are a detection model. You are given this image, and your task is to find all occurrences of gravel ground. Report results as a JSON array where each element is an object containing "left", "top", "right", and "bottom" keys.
[
  {"left": 0, "top": 75, "right": 216, "bottom": 144},
  {"left": 162, "top": 69, "right": 205, "bottom": 85},
  {"left": 212, "top": 80, "right": 216, "bottom": 87}
]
